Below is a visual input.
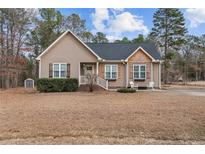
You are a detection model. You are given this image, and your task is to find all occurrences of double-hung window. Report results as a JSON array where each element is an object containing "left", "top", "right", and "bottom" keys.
[
  {"left": 105, "top": 65, "right": 117, "bottom": 80},
  {"left": 133, "top": 64, "right": 146, "bottom": 80},
  {"left": 53, "top": 63, "right": 67, "bottom": 78}
]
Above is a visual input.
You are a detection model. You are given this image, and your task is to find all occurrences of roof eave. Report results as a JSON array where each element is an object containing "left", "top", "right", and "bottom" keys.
[{"left": 98, "top": 59, "right": 126, "bottom": 62}]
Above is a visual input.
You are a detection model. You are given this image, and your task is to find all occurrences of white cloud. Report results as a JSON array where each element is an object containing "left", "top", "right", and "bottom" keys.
[
  {"left": 91, "top": 8, "right": 109, "bottom": 32},
  {"left": 186, "top": 8, "right": 205, "bottom": 28},
  {"left": 91, "top": 8, "right": 149, "bottom": 42},
  {"left": 108, "top": 12, "right": 149, "bottom": 34}
]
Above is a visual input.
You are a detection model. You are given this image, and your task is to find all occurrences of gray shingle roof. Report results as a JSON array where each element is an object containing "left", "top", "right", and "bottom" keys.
[{"left": 86, "top": 42, "right": 161, "bottom": 60}]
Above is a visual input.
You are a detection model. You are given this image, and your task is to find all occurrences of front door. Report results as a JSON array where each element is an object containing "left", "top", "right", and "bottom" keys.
[{"left": 84, "top": 64, "right": 94, "bottom": 75}]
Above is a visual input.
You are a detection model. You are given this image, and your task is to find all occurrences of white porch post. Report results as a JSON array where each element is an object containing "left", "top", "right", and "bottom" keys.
[
  {"left": 96, "top": 62, "right": 99, "bottom": 76},
  {"left": 151, "top": 62, "right": 153, "bottom": 82},
  {"left": 96, "top": 62, "right": 99, "bottom": 84},
  {"left": 126, "top": 62, "right": 128, "bottom": 87}
]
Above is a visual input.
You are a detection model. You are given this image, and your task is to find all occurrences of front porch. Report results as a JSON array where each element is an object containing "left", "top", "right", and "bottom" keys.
[{"left": 79, "top": 62, "right": 108, "bottom": 90}]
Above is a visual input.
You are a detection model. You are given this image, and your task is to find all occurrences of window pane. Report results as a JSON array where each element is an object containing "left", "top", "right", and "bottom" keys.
[
  {"left": 61, "top": 64, "right": 67, "bottom": 71},
  {"left": 134, "top": 65, "right": 139, "bottom": 71},
  {"left": 141, "top": 65, "right": 145, "bottom": 71},
  {"left": 60, "top": 64, "right": 67, "bottom": 77},
  {"left": 140, "top": 72, "right": 145, "bottom": 79},
  {"left": 61, "top": 71, "right": 66, "bottom": 77},
  {"left": 54, "top": 71, "right": 59, "bottom": 77},
  {"left": 134, "top": 72, "right": 139, "bottom": 79},
  {"left": 105, "top": 65, "right": 111, "bottom": 79},
  {"left": 106, "top": 72, "right": 111, "bottom": 79},
  {"left": 54, "top": 64, "right": 59, "bottom": 71},
  {"left": 112, "top": 65, "right": 117, "bottom": 72},
  {"left": 105, "top": 65, "right": 110, "bottom": 72},
  {"left": 53, "top": 64, "right": 59, "bottom": 77},
  {"left": 112, "top": 72, "right": 117, "bottom": 79},
  {"left": 133, "top": 65, "right": 139, "bottom": 79},
  {"left": 111, "top": 65, "right": 117, "bottom": 79}
]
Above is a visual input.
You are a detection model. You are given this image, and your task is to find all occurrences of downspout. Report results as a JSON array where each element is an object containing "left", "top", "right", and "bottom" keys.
[{"left": 96, "top": 61, "right": 99, "bottom": 84}]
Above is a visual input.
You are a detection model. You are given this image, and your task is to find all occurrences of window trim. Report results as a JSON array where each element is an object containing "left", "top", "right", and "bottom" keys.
[
  {"left": 53, "top": 63, "right": 67, "bottom": 78},
  {"left": 133, "top": 64, "right": 146, "bottom": 80},
  {"left": 104, "top": 64, "right": 118, "bottom": 80}
]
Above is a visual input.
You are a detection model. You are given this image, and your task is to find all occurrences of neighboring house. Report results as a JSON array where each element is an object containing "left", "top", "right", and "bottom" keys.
[{"left": 36, "top": 30, "right": 162, "bottom": 90}]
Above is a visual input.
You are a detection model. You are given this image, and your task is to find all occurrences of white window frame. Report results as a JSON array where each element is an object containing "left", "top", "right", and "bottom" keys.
[
  {"left": 133, "top": 64, "right": 146, "bottom": 80},
  {"left": 53, "top": 63, "right": 67, "bottom": 78},
  {"left": 104, "top": 64, "right": 118, "bottom": 80}
]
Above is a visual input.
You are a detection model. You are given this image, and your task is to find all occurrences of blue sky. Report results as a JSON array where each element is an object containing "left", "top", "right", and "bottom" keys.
[{"left": 58, "top": 8, "right": 205, "bottom": 41}]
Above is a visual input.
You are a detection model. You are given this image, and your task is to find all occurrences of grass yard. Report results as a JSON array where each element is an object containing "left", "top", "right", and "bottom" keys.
[{"left": 0, "top": 88, "right": 205, "bottom": 144}]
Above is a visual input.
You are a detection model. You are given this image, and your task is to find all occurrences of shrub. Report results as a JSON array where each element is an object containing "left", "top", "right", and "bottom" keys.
[
  {"left": 117, "top": 88, "right": 136, "bottom": 93},
  {"left": 36, "top": 78, "right": 78, "bottom": 92}
]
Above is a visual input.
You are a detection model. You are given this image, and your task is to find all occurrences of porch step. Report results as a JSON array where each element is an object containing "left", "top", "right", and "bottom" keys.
[{"left": 78, "top": 84, "right": 106, "bottom": 91}]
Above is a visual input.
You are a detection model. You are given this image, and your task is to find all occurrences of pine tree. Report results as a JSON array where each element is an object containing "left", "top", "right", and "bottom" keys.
[
  {"left": 64, "top": 13, "right": 86, "bottom": 39},
  {"left": 151, "top": 9, "right": 187, "bottom": 83},
  {"left": 132, "top": 34, "right": 144, "bottom": 44},
  {"left": 93, "top": 32, "right": 108, "bottom": 43}
]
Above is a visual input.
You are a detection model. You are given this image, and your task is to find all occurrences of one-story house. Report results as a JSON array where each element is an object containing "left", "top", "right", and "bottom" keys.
[{"left": 36, "top": 30, "right": 162, "bottom": 90}]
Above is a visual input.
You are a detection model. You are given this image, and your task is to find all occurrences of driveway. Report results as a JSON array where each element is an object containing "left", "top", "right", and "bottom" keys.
[{"left": 168, "top": 88, "right": 205, "bottom": 96}]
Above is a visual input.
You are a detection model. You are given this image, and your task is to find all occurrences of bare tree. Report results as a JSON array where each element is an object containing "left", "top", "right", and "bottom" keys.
[
  {"left": 85, "top": 73, "right": 96, "bottom": 92},
  {"left": 0, "top": 8, "right": 35, "bottom": 88}
]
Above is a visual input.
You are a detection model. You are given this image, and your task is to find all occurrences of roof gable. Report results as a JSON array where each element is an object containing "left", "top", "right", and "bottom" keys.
[
  {"left": 36, "top": 30, "right": 100, "bottom": 60},
  {"left": 126, "top": 47, "right": 155, "bottom": 61}
]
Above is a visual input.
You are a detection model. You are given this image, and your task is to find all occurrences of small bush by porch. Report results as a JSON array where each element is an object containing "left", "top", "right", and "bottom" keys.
[{"left": 117, "top": 88, "right": 136, "bottom": 93}]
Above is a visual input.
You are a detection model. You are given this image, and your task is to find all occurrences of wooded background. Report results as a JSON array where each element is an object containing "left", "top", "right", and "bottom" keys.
[{"left": 0, "top": 8, "right": 205, "bottom": 88}]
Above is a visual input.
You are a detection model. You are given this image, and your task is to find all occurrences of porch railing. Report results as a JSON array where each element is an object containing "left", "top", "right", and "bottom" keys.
[
  {"left": 79, "top": 75, "right": 108, "bottom": 90},
  {"left": 97, "top": 76, "right": 108, "bottom": 90},
  {"left": 79, "top": 75, "right": 88, "bottom": 85}
]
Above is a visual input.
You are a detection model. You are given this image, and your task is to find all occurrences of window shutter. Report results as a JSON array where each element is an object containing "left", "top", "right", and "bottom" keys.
[
  {"left": 67, "top": 63, "right": 70, "bottom": 78},
  {"left": 49, "top": 63, "right": 53, "bottom": 78}
]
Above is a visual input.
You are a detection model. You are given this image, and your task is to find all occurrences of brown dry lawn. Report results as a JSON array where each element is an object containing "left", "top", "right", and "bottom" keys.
[{"left": 0, "top": 88, "right": 205, "bottom": 144}]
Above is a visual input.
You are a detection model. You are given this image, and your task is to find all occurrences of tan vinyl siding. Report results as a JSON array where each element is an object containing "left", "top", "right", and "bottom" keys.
[{"left": 40, "top": 33, "right": 97, "bottom": 78}]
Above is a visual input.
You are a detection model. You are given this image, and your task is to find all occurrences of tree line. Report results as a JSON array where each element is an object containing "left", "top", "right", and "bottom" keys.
[{"left": 0, "top": 8, "right": 205, "bottom": 88}]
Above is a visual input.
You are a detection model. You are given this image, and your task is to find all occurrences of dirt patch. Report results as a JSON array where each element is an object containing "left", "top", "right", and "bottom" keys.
[{"left": 0, "top": 88, "right": 205, "bottom": 144}]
